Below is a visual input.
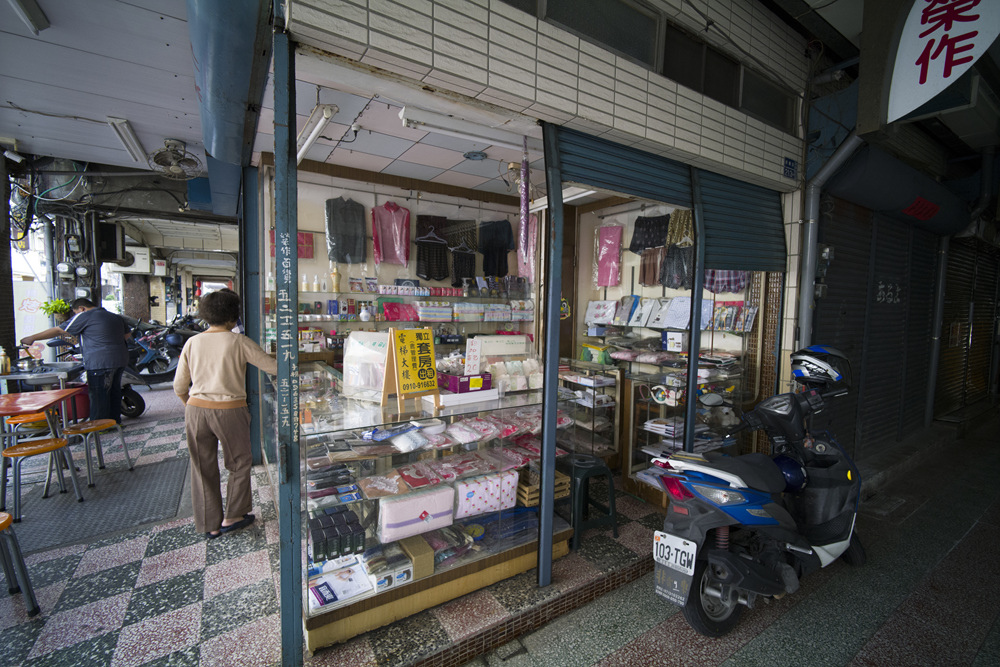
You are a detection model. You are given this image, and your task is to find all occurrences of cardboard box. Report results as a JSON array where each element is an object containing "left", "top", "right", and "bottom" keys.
[
  {"left": 662, "top": 331, "right": 689, "bottom": 352},
  {"left": 398, "top": 535, "right": 435, "bottom": 580},
  {"left": 438, "top": 372, "right": 492, "bottom": 393}
]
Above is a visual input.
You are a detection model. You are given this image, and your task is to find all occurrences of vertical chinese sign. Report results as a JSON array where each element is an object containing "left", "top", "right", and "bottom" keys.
[
  {"left": 888, "top": 0, "right": 1000, "bottom": 123},
  {"left": 390, "top": 328, "right": 440, "bottom": 410}
]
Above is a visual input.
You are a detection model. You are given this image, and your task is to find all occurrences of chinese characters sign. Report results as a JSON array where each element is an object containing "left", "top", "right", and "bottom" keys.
[
  {"left": 888, "top": 0, "right": 1000, "bottom": 122},
  {"left": 392, "top": 328, "right": 437, "bottom": 396}
]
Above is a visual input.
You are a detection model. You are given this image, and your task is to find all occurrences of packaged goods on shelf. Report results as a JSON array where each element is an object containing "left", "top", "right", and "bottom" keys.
[
  {"left": 483, "top": 303, "right": 512, "bottom": 321},
  {"left": 453, "top": 301, "right": 485, "bottom": 322},
  {"left": 377, "top": 485, "right": 455, "bottom": 542},
  {"left": 415, "top": 301, "right": 452, "bottom": 321}
]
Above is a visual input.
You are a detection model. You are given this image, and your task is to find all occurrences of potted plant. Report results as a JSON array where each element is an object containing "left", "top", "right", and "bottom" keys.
[{"left": 41, "top": 298, "right": 73, "bottom": 323}]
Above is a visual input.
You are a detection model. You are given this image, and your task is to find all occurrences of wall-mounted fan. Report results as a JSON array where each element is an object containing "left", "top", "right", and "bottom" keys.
[{"left": 148, "top": 139, "right": 203, "bottom": 180}]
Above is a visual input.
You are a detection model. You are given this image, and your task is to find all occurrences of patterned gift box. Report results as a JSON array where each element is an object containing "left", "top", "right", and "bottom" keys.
[{"left": 454, "top": 470, "right": 518, "bottom": 519}]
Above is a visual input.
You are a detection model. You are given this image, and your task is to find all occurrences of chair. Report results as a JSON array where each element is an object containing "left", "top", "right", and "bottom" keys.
[
  {"left": 62, "top": 420, "right": 133, "bottom": 487},
  {"left": 559, "top": 454, "right": 619, "bottom": 550},
  {"left": 1, "top": 438, "right": 83, "bottom": 522},
  {"left": 0, "top": 511, "right": 39, "bottom": 616}
]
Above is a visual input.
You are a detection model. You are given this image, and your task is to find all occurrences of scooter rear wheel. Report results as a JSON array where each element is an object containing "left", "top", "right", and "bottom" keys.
[
  {"left": 682, "top": 558, "right": 744, "bottom": 637},
  {"left": 121, "top": 387, "right": 146, "bottom": 419}
]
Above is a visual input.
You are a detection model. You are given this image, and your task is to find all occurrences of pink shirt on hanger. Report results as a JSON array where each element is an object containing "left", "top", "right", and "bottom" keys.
[{"left": 372, "top": 201, "right": 410, "bottom": 266}]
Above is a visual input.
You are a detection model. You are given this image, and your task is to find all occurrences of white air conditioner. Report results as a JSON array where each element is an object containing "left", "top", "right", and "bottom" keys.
[{"left": 109, "top": 246, "right": 152, "bottom": 274}]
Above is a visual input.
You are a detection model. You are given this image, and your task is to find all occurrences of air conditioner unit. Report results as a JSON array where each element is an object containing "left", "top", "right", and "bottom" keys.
[{"left": 109, "top": 246, "right": 152, "bottom": 274}]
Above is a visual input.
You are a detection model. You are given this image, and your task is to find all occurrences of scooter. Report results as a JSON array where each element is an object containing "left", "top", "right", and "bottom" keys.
[{"left": 651, "top": 346, "right": 866, "bottom": 637}]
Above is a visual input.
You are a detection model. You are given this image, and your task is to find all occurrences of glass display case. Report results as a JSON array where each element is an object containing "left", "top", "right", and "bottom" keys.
[
  {"left": 556, "top": 358, "right": 622, "bottom": 464},
  {"left": 262, "top": 361, "right": 573, "bottom": 650}
]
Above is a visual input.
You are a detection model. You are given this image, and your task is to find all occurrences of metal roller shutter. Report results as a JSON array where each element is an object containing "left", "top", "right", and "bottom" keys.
[
  {"left": 696, "top": 170, "right": 786, "bottom": 271},
  {"left": 899, "top": 229, "right": 938, "bottom": 438},
  {"left": 857, "top": 215, "right": 911, "bottom": 456},
  {"left": 812, "top": 196, "right": 871, "bottom": 458},
  {"left": 936, "top": 239, "right": 976, "bottom": 415},
  {"left": 967, "top": 244, "right": 999, "bottom": 402},
  {"left": 553, "top": 126, "right": 786, "bottom": 272},
  {"left": 555, "top": 126, "right": 692, "bottom": 207}
]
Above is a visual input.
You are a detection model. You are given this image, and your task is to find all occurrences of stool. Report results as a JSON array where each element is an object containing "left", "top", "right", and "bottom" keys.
[
  {"left": 0, "top": 511, "right": 39, "bottom": 616},
  {"left": 1, "top": 438, "right": 83, "bottom": 522},
  {"left": 62, "top": 420, "right": 133, "bottom": 487},
  {"left": 561, "top": 454, "right": 618, "bottom": 550}
]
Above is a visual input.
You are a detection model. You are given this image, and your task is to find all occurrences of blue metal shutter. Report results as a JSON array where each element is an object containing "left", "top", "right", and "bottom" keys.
[
  {"left": 936, "top": 239, "right": 975, "bottom": 415},
  {"left": 553, "top": 126, "right": 786, "bottom": 272},
  {"left": 696, "top": 170, "right": 787, "bottom": 271},
  {"left": 554, "top": 126, "right": 692, "bottom": 207},
  {"left": 968, "top": 242, "right": 999, "bottom": 403}
]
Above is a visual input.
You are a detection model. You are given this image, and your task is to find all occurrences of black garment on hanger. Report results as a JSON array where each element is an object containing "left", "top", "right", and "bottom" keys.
[
  {"left": 660, "top": 244, "right": 694, "bottom": 289},
  {"left": 416, "top": 240, "right": 449, "bottom": 281},
  {"left": 628, "top": 214, "right": 670, "bottom": 254},
  {"left": 325, "top": 197, "right": 366, "bottom": 263},
  {"left": 478, "top": 219, "right": 514, "bottom": 277},
  {"left": 451, "top": 249, "right": 476, "bottom": 287}
]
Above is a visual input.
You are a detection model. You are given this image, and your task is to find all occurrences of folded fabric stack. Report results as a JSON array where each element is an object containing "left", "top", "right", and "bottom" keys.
[
  {"left": 415, "top": 301, "right": 453, "bottom": 321},
  {"left": 453, "top": 302, "right": 485, "bottom": 322}
]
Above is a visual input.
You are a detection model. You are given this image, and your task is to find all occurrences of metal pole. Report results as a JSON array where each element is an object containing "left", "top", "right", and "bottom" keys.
[
  {"left": 242, "top": 166, "right": 263, "bottom": 463},
  {"left": 537, "top": 122, "right": 565, "bottom": 586},
  {"left": 683, "top": 168, "right": 707, "bottom": 452},
  {"left": 273, "top": 21, "right": 303, "bottom": 667},
  {"left": 798, "top": 131, "right": 863, "bottom": 348}
]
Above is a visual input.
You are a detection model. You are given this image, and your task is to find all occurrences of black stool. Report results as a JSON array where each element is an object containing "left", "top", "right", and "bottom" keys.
[{"left": 560, "top": 454, "right": 618, "bottom": 550}]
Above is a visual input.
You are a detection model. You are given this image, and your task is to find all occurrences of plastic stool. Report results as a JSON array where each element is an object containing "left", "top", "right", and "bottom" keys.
[
  {"left": 62, "top": 420, "right": 133, "bottom": 488},
  {"left": 0, "top": 511, "right": 39, "bottom": 616},
  {"left": 1, "top": 438, "right": 83, "bottom": 522},
  {"left": 561, "top": 454, "right": 618, "bottom": 550}
]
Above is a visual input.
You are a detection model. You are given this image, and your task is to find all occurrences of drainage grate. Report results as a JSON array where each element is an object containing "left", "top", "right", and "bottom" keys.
[{"left": 861, "top": 494, "right": 907, "bottom": 517}]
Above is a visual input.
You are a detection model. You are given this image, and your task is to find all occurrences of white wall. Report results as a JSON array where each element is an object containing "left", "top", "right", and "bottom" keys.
[{"left": 289, "top": 0, "right": 809, "bottom": 192}]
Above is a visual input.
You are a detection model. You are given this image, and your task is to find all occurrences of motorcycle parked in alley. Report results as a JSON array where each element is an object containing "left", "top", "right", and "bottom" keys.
[{"left": 651, "top": 345, "right": 866, "bottom": 637}]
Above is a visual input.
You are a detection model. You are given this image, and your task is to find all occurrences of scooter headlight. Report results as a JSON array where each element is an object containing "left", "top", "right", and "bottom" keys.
[{"left": 690, "top": 484, "right": 747, "bottom": 506}]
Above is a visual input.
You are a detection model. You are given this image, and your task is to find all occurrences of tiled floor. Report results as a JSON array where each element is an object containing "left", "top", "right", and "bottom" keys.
[{"left": 2, "top": 386, "right": 998, "bottom": 667}]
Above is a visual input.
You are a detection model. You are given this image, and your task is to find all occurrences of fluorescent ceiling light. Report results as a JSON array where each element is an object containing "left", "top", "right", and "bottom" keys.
[
  {"left": 528, "top": 187, "right": 597, "bottom": 212},
  {"left": 297, "top": 104, "right": 338, "bottom": 165},
  {"left": 399, "top": 107, "right": 542, "bottom": 153},
  {"left": 107, "top": 117, "right": 146, "bottom": 162},
  {"left": 7, "top": 0, "right": 49, "bottom": 35}
]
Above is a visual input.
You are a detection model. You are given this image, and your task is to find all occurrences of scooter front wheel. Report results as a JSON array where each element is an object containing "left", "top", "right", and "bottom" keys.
[
  {"left": 841, "top": 531, "right": 866, "bottom": 566},
  {"left": 121, "top": 386, "right": 146, "bottom": 419},
  {"left": 682, "top": 558, "right": 744, "bottom": 637}
]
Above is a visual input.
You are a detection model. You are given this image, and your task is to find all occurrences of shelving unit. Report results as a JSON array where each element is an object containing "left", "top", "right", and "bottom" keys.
[
  {"left": 556, "top": 358, "right": 623, "bottom": 466},
  {"left": 263, "top": 362, "right": 573, "bottom": 650}
]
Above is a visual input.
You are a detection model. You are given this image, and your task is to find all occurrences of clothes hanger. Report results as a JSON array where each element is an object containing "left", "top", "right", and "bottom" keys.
[
  {"left": 450, "top": 239, "right": 473, "bottom": 253},
  {"left": 415, "top": 225, "right": 446, "bottom": 244}
]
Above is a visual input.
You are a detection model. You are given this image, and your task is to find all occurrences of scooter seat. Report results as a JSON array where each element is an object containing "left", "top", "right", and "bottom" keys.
[{"left": 702, "top": 452, "right": 787, "bottom": 494}]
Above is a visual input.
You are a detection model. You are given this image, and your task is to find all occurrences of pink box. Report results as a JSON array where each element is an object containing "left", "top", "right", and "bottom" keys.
[
  {"left": 438, "top": 372, "right": 492, "bottom": 393},
  {"left": 454, "top": 470, "right": 518, "bottom": 519},
  {"left": 378, "top": 486, "right": 455, "bottom": 542}
]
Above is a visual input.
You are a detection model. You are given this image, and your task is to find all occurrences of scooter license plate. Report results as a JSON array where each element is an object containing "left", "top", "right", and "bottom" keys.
[{"left": 653, "top": 531, "right": 697, "bottom": 606}]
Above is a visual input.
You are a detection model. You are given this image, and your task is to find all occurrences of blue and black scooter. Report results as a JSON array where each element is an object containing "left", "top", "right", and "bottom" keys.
[{"left": 652, "top": 345, "right": 866, "bottom": 636}]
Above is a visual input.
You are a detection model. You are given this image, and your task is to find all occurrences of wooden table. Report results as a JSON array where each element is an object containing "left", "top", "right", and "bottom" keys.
[{"left": 0, "top": 387, "right": 85, "bottom": 503}]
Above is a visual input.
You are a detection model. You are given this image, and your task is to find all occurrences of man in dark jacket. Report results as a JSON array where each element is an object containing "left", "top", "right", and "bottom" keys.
[{"left": 22, "top": 298, "right": 130, "bottom": 423}]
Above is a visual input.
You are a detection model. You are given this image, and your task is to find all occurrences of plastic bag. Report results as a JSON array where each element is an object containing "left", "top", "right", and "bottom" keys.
[
  {"left": 325, "top": 197, "right": 366, "bottom": 264},
  {"left": 594, "top": 224, "right": 623, "bottom": 287},
  {"left": 371, "top": 200, "right": 410, "bottom": 266}
]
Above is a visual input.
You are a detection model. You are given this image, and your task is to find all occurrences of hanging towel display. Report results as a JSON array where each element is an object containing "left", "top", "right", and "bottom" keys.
[
  {"left": 325, "top": 197, "right": 366, "bottom": 264},
  {"left": 372, "top": 201, "right": 410, "bottom": 266},
  {"left": 478, "top": 219, "right": 515, "bottom": 277},
  {"left": 595, "top": 224, "right": 624, "bottom": 287}
]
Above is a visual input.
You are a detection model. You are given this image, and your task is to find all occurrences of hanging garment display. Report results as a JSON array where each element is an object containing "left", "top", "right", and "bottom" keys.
[
  {"left": 703, "top": 269, "right": 750, "bottom": 294},
  {"left": 639, "top": 246, "right": 666, "bottom": 286},
  {"left": 451, "top": 248, "right": 476, "bottom": 287},
  {"left": 595, "top": 224, "right": 624, "bottom": 287},
  {"left": 665, "top": 208, "right": 694, "bottom": 247},
  {"left": 660, "top": 244, "right": 694, "bottom": 289},
  {"left": 479, "top": 219, "right": 515, "bottom": 277},
  {"left": 372, "top": 201, "right": 410, "bottom": 266},
  {"left": 628, "top": 214, "right": 670, "bottom": 254},
  {"left": 414, "top": 222, "right": 449, "bottom": 281},
  {"left": 325, "top": 197, "right": 366, "bottom": 264}
]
